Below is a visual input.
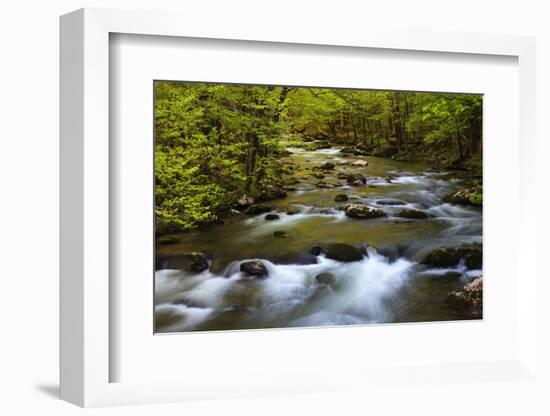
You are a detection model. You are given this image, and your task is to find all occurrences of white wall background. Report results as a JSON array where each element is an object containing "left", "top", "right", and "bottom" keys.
[{"left": 0, "top": 0, "right": 548, "bottom": 414}]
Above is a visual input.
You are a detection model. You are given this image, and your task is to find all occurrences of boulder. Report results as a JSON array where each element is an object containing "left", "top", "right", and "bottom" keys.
[
  {"left": 312, "top": 172, "right": 325, "bottom": 179},
  {"left": 257, "top": 185, "right": 288, "bottom": 202},
  {"left": 446, "top": 277, "right": 483, "bottom": 317},
  {"left": 243, "top": 204, "right": 272, "bottom": 215},
  {"left": 315, "top": 272, "right": 337, "bottom": 288},
  {"left": 320, "top": 162, "right": 336, "bottom": 170},
  {"left": 339, "top": 146, "right": 356, "bottom": 154},
  {"left": 313, "top": 140, "right": 331, "bottom": 150},
  {"left": 443, "top": 187, "right": 482, "bottom": 206},
  {"left": 346, "top": 173, "right": 366, "bottom": 185},
  {"left": 159, "top": 252, "right": 209, "bottom": 272},
  {"left": 286, "top": 207, "right": 302, "bottom": 215},
  {"left": 345, "top": 204, "right": 385, "bottom": 219},
  {"left": 351, "top": 159, "right": 368, "bottom": 167},
  {"left": 309, "top": 245, "right": 323, "bottom": 256},
  {"left": 265, "top": 213, "right": 280, "bottom": 221},
  {"left": 376, "top": 199, "right": 406, "bottom": 206},
  {"left": 324, "top": 243, "right": 364, "bottom": 262},
  {"left": 337, "top": 172, "right": 349, "bottom": 180},
  {"left": 372, "top": 146, "right": 398, "bottom": 158},
  {"left": 236, "top": 194, "right": 254, "bottom": 209},
  {"left": 397, "top": 209, "right": 428, "bottom": 219},
  {"left": 334, "top": 194, "right": 349, "bottom": 202},
  {"left": 273, "top": 230, "right": 287, "bottom": 238},
  {"left": 240, "top": 260, "right": 268, "bottom": 277},
  {"left": 271, "top": 251, "right": 318, "bottom": 265},
  {"left": 422, "top": 244, "right": 482, "bottom": 269}
]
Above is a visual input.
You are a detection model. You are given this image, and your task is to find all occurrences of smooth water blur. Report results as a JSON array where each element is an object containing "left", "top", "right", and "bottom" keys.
[{"left": 155, "top": 145, "right": 482, "bottom": 332}]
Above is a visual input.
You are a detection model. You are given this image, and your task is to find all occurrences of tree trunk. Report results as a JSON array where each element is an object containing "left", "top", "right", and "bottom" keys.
[
  {"left": 352, "top": 117, "right": 359, "bottom": 145},
  {"left": 361, "top": 115, "right": 367, "bottom": 145},
  {"left": 245, "top": 131, "right": 259, "bottom": 192}
]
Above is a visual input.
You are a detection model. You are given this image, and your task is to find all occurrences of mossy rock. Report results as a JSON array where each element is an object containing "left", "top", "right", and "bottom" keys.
[
  {"left": 345, "top": 204, "right": 385, "bottom": 219},
  {"left": 346, "top": 173, "right": 366, "bottom": 185},
  {"left": 240, "top": 260, "right": 268, "bottom": 277},
  {"left": 324, "top": 243, "right": 364, "bottom": 262},
  {"left": 422, "top": 244, "right": 482, "bottom": 269},
  {"left": 286, "top": 207, "right": 302, "bottom": 215},
  {"left": 243, "top": 204, "right": 272, "bottom": 215},
  {"left": 446, "top": 277, "right": 483, "bottom": 318},
  {"left": 312, "top": 172, "right": 325, "bottom": 179},
  {"left": 320, "top": 162, "right": 336, "bottom": 170},
  {"left": 334, "top": 194, "right": 349, "bottom": 202},
  {"left": 443, "top": 187, "right": 482, "bottom": 206},
  {"left": 397, "top": 209, "right": 428, "bottom": 219}
]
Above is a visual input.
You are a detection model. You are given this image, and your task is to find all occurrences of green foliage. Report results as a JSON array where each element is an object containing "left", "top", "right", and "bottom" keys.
[
  {"left": 155, "top": 82, "right": 290, "bottom": 231},
  {"left": 468, "top": 192, "right": 483, "bottom": 206}
]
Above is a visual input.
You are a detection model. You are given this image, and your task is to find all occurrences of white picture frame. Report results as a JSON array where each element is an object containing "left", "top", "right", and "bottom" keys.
[{"left": 60, "top": 7, "right": 539, "bottom": 408}]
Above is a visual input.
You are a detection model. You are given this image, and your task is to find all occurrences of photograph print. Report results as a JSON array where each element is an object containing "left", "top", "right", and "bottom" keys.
[{"left": 154, "top": 81, "right": 483, "bottom": 333}]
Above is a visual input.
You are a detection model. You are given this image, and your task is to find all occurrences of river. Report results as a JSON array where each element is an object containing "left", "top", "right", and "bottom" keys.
[{"left": 155, "top": 145, "right": 482, "bottom": 332}]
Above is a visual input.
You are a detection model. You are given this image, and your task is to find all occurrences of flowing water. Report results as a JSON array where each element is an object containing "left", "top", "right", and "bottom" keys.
[{"left": 155, "top": 145, "right": 482, "bottom": 332}]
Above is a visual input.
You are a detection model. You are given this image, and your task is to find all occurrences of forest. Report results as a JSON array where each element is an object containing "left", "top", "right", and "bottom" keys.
[{"left": 155, "top": 81, "right": 482, "bottom": 233}]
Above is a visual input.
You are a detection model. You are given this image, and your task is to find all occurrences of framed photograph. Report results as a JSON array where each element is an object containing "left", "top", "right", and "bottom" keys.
[{"left": 60, "top": 8, "right": 539, "bottom": 408}]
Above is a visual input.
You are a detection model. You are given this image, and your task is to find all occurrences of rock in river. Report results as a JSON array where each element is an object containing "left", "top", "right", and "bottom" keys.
[
  {"left": 397, "top": 209, "right": 428, "bottom": 219},
  {"left": 309, "top": 245, "right": 323, "bottom": 256},
  {"left": 265, "top": 213, "right": 280, "bottom": 221},
  {"left": 240, "top": 260, "right": 268, "bottom": 277},
  {"left": 312, "top": 172, "right": 325, "bottom": 179},
  {"left": 324, "top": 243, "right": 364, "bottom": 262},
  {"left": 351, "top": 159, "right": 368, "bottom": 167},
  {"left": 320, "top": 161, "right": 336, "bottom": 170},
  {"left": 273, "top": 230, "right": 287, "bottom": 238},
  {"left": 446, "top": 276, "right": 483, "bottom": 317},
  {"left": 236, "top": 194, "right": 254, "bottom": 209},
  {"left": 376, "top": 199, "right": 406, "bottom": 206},
  {"left": 243, "top": 204, "right": 272, "bottom": 215},
  {"left": 159, "top": 252, "right": 209, "bottom": 272},
  {"left": 257, "top": 185, "right": 288, "bottom": 202},
  {"left": 315, "top": 272, "right": 337, "bottom": 288},
  {"left": 443, "top": 187, "right": 482, "bottom": 206},
  {"left": 334, "top": 194, "right": 349, "bottom": 202},
  {"left": 346, "top": 173, "right": 366, "bottom": 185},
  {"left": 345, "top": 204, "right": 385, "bottom": 219},
  {"left": 422, "top": 244, "right": 482, "bottom": 269},
  {"left": 286, "top": 207, "right": 302, "bottom": 215},
  {"left": 337, "top": 172, "right": 349, "bottom": 180}
]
